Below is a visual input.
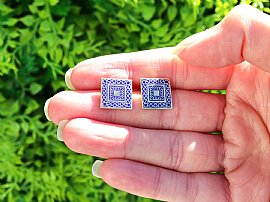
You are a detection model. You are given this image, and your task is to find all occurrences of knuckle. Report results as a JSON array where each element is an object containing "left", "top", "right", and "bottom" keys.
[
  {"left": 230, "top": 4, "right": 251, "bottom": 13},
  {"left": 184, "top": 174, "right": 199, "bottom": 201},
  {"left": 168, "top": 134, "right": 184, "bottom": 170},
  {"left": 226, "top": 4, "right": 260, "bottom": 30},
  {"left": 151, "top": 168, "right": 162, "bottom": 199},
  {"left": 228, "top": 4, "right": 258, "bottom": 19}
]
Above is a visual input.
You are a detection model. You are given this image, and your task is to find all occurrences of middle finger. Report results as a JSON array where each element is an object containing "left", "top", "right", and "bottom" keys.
[{"left": 46, "top": 90, "right": 225, "bottom": 132}]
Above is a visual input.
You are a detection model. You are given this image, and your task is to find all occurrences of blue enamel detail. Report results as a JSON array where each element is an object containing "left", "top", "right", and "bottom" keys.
[
  {"left": 141, "top": 78, "right": 172, "bottom": 109},
  {"left": 101, "top": 78, "right": 132, "bottom": 109}
]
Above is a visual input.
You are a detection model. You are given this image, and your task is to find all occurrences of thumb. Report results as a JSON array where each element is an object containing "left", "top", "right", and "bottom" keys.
[{"left": 174, "top": 5, "right": 270, "bottom": 72}]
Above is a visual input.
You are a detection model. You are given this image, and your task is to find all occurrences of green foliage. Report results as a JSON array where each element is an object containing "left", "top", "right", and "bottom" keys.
[{"left": 0, "top": 0, "right": 269, "bottom": 201}]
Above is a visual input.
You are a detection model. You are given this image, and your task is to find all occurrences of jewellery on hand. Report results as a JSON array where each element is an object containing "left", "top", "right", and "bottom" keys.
[
  {"left": 140, "top": 78, "right": 172, "bottom": 109},
  {"left": 100, "top": 78, "right": 132, "bottom": 109}
]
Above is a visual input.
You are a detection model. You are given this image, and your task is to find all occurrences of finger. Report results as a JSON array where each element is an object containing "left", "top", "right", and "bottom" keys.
[
  {"left": 47, "top": 90, "right": 226, "bottom": 132},
  {"left": 66, "top": 47, "right": 233, "bottom": 90},
  {"left": 175, "top": 5, "right": 270, "bottom": 72},
  {"left": 97, "top": 159, "right": 229, "bottom": 202},
  {"left": 61, "top": 118, "right": 224, "bottom": 172}
]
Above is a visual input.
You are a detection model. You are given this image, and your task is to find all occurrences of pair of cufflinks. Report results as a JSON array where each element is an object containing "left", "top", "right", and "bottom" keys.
[{"left": 100, "top": 78, "right": 172, "bottom": 109}]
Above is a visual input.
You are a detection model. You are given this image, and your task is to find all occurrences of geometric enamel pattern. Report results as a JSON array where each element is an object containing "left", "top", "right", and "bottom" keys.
[
  {"left": 140, "top": 78, "right": 172, "bottom": 109},
  {"left": 100, "top": 78, "right": 132, "bottom": 109}
]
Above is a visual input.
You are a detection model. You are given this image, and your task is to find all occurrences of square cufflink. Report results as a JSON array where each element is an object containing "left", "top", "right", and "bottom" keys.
[
  {"left": 100, "top": 78, "right": 132, "bottom": 109},
  {"left": 140, "top": 78, "right": 172, "bottom": 109}
]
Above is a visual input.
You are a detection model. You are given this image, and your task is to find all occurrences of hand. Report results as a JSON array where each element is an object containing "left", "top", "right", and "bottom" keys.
[{"left": 44, "top": 5, "right": 270, "bottom": 202}]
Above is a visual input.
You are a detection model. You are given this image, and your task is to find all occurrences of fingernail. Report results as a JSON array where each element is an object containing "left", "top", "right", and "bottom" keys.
[
  {"left": 57, "top": 120, "right": 69, "bottom": 141},
  {"left": 92, "top": 160, "right": 104, "bottom": 179},
  {"left": 44, "top": 98, "right": 52, "bottom": 121},
  {"left": 65, "top": 68, "right": 75, "bottom": 90}
]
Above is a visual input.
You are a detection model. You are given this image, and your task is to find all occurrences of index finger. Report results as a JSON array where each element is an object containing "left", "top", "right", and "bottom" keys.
[{"left": 65, "top": 47, "right": 233, "bottom": 90}]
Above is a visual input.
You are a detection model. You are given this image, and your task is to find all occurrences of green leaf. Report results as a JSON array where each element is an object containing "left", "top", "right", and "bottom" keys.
[
  {"left": 140, "top": 32, "right": 149, "bottom": 44},
  {"left": 9, "top": 31, "right": 19, "bottom": 39},
  {"left": 51, "top": 0, "right": 71, "bottom": 16},
  {"left": 21, "top": 121, "right": 29, "bottom": 134},
  {"left": 8, "top": 122, "right": 20, "bottom": 137},
  {"left": 167, "top": 5, "right": 178, "bottom": 21},
  {"left": 29, "top": 83, "right": 43, "bottom": 95},
  {"left": 2, "top": 18, "right": 18, "bottom": 26},
  {"left": 127, "top": 23, "right": 140, "bottom": 32},
  {"left": 39, "top": 10, "right": 49, "bottom": 19},
  {"left": 19, "top": 29, "right": 32, "bottom": 43},
  {"left": 151, "top": 19, "right": 162, "bottom": 29},
  {"left": 180, "top": 5, "right": 197, "bottom": 27},
  {"left": 156, "top": 24, "right": 169, "bottom": 37},
  {"left": 0, "top": 92, "right": 5, "bottom": 102},
  {"left": 0, "top": 101, "right": 19, "bottom": 116},
  {"left": 29, "top": 4, "right": 38, "bottom": 14},
  {"left": 264, "top": 7, "right": 270, "bottom": 14},
  {"left": 7, "top": 40, "right": 17, "bottom": 48},
  {"left": 20, "top": 15, "right": 35, "bottom": 26},
  {"left": 141, "top": 5, "right": 156, "bottom": 21},
  {"left": 55, "top": 48, "right": 63, "bottom": 63},
  {"left": 51, "top": 80, "right": 66, "bottom": 91},
  {"left": 95, "top": 11, "right": 106, "bottom": 24},
  {"left": 49, "top": 0, "right": 59, "bottom": 6},
  {"left": 56, "top": 18, "right": 65, "bottom": 30},
  {"left": 0, "top": 3, "right": 13, "bottom": 15},
  {"left": 37, "top": 48, "right": 47, "bottom": 60},
  {"left": 39, "top": 20, "right": 51, "bottom": 32},
  {"left": 25, "top": 99, "right": 39, "bottom": 115}
]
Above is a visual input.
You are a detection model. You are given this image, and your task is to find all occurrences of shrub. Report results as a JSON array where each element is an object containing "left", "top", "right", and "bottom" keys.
[{"left": 0, "top": 0, "right": 269, "bottom": 201}]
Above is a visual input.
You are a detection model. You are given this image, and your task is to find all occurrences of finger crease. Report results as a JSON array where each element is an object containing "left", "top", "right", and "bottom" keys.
[{"left": 152, "top": 168, "right": 162, "bottom": 199}]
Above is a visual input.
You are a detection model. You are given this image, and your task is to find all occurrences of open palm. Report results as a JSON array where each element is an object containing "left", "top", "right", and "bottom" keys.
[
  {"left": 222, "top": 61, "right": 270, "bottom": 201},
  {"left": 45, "top": 5, "right": 270, "bottom": 202}
]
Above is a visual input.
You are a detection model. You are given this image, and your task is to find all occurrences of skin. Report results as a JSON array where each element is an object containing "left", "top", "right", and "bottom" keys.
[{"left": 46, "top": 5, "right": 270, "bottom": 202}]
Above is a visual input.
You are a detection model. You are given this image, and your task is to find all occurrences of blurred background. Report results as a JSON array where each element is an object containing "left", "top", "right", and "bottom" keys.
[{"left": 0, "top": 0, "right": 269, "bottom": 201}]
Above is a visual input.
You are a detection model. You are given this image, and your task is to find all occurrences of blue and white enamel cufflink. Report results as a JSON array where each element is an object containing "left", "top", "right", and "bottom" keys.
[
  {"left": 100, "top": 78, "right": 172, "bottom": 109},
  {"left": 140, "top": 78, "right": 172, "bottom": 109},
  {"left": 100, "top": 78, "right": 132, "bottom": 109}
]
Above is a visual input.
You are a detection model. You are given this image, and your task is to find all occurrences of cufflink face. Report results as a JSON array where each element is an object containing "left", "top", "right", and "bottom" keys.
[
  {"left": 100, "top": 78, "right": 132, "bottom": 109},
  {"left": 141, "top": 78, "right": 172, "bottom": 109}
]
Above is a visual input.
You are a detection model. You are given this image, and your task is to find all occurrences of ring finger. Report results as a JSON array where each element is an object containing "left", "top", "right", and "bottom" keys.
[{"left": 60, "top": 118, "right": 224, "bottom": 172}]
